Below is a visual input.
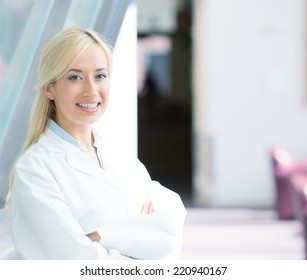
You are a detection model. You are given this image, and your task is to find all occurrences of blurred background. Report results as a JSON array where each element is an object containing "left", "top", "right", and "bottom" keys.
[{"left": 1, "top": 0, "right": 307, "bottom": 259}]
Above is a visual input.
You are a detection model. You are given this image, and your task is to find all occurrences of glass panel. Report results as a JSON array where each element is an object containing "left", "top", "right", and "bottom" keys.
[
  {"left": 64, "top": 0, "right": 105, "bottom": 28},
  {"left": 0, "top": 1, "right": 35, "bottom": 84},
  {"left": 0, "top": 0, "right": 55, "bottom": 207},
  {"left": 0, "top": 0, "right": 54, "bottom": 142}
]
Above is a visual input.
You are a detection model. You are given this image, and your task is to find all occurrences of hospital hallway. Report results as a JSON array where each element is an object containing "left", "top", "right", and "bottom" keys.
[
  {"left": 1, "top": 207, "right": 304, "bottom": 260},
  {"left": 136, "top": 77, "right": 305, "bottom": 260}
]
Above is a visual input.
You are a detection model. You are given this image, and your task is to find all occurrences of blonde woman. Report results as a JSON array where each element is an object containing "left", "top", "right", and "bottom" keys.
[{"left": 9, "top": 27, "right": 186, "bottom": 260}]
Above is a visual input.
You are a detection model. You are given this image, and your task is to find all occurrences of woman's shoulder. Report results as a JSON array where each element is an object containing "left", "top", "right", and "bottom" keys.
[{"left": 16, "top": 129, "right": 66, "bottom": 167}]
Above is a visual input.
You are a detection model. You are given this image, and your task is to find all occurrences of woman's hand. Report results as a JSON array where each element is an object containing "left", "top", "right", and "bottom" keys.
[
  {"left": 86, "top": 231, "right": 101, "bottom": 242},
  {"left": 86, "top": 201, "right": 154, "bottom": 243},
  {"left": 86, "top": 200, "right": 154, "bottom": 243},
  {"left": 140, "top": 200, "right": 154, "bottom": 215}
]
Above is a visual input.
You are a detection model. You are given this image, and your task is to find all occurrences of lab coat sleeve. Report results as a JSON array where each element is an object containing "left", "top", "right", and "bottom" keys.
[
  {"left": 98, "top": 158, "right": 187, "bottom": 260},
  {"left": 10, "top": 158, "right": 129, "bottom": 260},
  {"left": 99, "top": 203, "right": 185, "bottom": 260}
]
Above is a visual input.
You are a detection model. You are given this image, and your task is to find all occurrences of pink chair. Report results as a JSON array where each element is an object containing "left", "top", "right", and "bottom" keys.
[
  {"left": 269, "top": 147, "right": 307, "bottom": 220},
  {"left": 290, "top": 175, "right": 307, "bottom": 259}
]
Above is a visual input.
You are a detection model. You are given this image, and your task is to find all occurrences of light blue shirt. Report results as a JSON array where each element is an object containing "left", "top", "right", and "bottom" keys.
[{"left": 48, "top": 119, "right": 81, "bottom": 150}]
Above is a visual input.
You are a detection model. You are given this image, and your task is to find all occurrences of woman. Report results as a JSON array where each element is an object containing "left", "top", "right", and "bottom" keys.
[{"left": 9, "top": 27, "right": 186, "bottom": 260}]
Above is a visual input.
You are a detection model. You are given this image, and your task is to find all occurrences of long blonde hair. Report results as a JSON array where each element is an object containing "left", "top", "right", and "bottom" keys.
[{"left": 23, "top": 26, "right": 112, "bottom": 152}]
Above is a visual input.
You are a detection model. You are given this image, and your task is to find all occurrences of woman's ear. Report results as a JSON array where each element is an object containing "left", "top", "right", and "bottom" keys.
[{"left": 44, "top": 84, "right": 55, "bottom": 100}]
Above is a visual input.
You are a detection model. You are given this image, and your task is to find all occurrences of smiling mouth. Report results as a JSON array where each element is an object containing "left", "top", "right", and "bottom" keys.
[{"left": 76, "top": 102, "right": 100, "bottom": 109}]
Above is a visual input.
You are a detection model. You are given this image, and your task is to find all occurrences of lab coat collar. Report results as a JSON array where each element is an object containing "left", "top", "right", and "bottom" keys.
[
  {"left": 39, "top": 128, "right": 69, "bottom": 153},
  {"left": 92, "top": 128, "right": 104, "bottom": 149},
  {"left": 47, "top": 119, "right": 81, "bottom": 150},
  {"left": 38, "top": 128, "right": 110, "bottom": 180}
]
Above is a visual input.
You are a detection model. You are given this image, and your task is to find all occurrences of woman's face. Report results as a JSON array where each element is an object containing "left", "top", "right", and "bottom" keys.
[{"left": 46, "top": 43, "right": 110, "bottom": 131}]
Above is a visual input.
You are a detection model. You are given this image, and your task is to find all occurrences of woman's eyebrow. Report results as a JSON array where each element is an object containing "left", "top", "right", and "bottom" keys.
[
  {"left": 67, "top": 68, "right": 82, "bottom": 73},
  {"left": 96, "top": 68, "right": 108, "bottom": 72},
  {"left": 67, "top": 68, "right": 107, "bottom": 73}
]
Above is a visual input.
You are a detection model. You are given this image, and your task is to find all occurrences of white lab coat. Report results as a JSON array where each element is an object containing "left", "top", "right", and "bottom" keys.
[{"left": 10, "top": 128, "right": 186, "bottom": 260}]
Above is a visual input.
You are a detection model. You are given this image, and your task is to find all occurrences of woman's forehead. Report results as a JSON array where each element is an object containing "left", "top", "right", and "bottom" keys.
[{"left": 69, "top": 44, "right": 108, "bottom": 70}]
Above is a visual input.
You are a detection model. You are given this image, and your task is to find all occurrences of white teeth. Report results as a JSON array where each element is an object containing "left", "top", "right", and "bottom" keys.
[{"left": 77, "top": 103, "right": 98, "bottom": 109}]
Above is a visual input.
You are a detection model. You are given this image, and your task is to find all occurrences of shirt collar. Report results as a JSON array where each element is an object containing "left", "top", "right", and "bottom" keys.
[
  {"left": 47, "top": 119, "right": 104, "bottom": 151},
  {"left": 47, "top": 119, "right": 82, "bottom": 150}
]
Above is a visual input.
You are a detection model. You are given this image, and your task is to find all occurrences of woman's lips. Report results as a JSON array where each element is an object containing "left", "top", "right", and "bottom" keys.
[{"left": 76, "top": 102, "right": 100, "bottom": 111}]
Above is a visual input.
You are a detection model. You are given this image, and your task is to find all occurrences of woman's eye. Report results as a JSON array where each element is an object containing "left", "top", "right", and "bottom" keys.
[
  {"left": 68, "top": 75, "right": 81, "bottom": 81},
  {"left": 96, "top": 73, "right": 107, "bottom": 80}
]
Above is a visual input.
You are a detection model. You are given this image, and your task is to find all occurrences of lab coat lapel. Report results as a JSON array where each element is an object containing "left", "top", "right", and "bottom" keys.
[
  {"left": 65, "top": 146, "right": 103, "bottom": 178},
  {"left": 66, "top": 144, "right": 125, "bottom": 192},
  {"left": 41, "top": 128, "right": 117, "bottom": 187}
]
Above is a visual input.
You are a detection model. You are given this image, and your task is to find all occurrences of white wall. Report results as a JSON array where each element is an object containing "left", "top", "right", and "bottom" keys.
[
  {"left": 193, "top": 0, "right": 307, "bottom": 207},
  {"left": 95, "top": 2, "right": 137, "bottom": 157}
]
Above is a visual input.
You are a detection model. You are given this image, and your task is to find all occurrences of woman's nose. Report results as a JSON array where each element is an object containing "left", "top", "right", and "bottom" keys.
[{"left": 83, "top": 79, "right": 98, "bottom": 97}]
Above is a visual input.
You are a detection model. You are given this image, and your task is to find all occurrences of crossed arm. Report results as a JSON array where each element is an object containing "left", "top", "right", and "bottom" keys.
[{"left": 86, "top": 200, "right": 155, "bottom": 242}]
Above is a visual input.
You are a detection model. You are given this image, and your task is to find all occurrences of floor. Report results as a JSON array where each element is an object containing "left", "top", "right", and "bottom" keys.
[
  {"left": 1, "top": 207, "right": 305, "bottom": 260},
  {"left": 179, "top": 208, "right": 305, "bottom": 260}
]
